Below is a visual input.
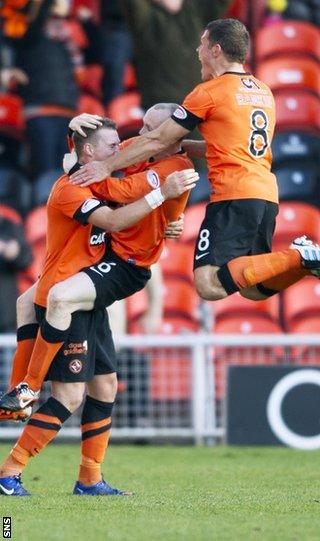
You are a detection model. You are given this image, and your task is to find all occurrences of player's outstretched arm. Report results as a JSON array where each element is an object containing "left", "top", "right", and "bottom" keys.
[
  {"left": 69, "top": 118, "right": 190, "bottom": 186},
  {"left": 88, "top": 169, "right": 198, "bottom": 232}
]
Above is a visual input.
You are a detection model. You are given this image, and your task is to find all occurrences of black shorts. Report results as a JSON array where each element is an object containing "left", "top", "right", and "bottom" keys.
[
  {"left": 193, "top": 199, "right": 279, "bottom": 269},
  {"left": 35, "top": 305, "right": 117, "bottom": 383},
  {"left": 82, "top": 249, "right": 151, "bottom": 310}
]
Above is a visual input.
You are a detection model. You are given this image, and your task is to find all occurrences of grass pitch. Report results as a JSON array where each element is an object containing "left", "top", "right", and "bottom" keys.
[{"left": 0, "top": 444, "right": 320, "bottom": 541}]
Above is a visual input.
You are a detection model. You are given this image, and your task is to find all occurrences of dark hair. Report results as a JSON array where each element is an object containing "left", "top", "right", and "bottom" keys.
[
  {"left": 206, "top": 19, "right": 250, "bottom": 64},
  {"left": 73, "top": 117, "right": 117, "bottom": 156}
]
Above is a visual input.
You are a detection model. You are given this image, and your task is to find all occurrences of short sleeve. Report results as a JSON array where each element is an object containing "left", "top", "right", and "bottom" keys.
[{"left": 52, "top": 184, "right": 107, "bottom": 224}]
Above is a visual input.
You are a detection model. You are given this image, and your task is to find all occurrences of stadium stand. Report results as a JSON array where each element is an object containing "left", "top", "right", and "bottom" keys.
[
  {"left": 159, "top": 242, "right": 194, "bottom": 284},
  {"left": 282, "top": 276, "right": 320, "bottom": 330},
  {"left": 214, "top": 315, "right": 284, "bottom": 401},
  {"left": 256, "top": 57, "right": 320, "bottom": 95},
  {"left": 19, "top": 204, "right": 47, "bottom": 292},
  {"left": 274, "top": 161, "right": 319, "bottom": 202},
  {"left": 273, "top": 202, "right": 320, "bottom": 251},
  {"left": 161, "top": 278, "right": 199, "bottom": 322},
  {"left": 106, "top": 91, "right": 144, "bottom": 138},
  {"left": 290, "top": 318, "right": 320, "bottom": 365},
  {"left": 0, "top": 0, "right": 320, "bottom": 441},
  {"left": 213, "top": 291, "right": 280, "bottom": 324},
  {"left": 274, "top": 91, "right": 320, "bottom": 131},
  {"left": 180, "top": 203, "right": 206, "bottom": 244},
  {"left": 255, "top": 21, "right": 320, "bottom": 61}
]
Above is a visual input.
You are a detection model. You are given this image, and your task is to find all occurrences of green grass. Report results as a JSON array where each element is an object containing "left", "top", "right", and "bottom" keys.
[{"left": 1, "top": 444, "right": 320, "bottom": 541}]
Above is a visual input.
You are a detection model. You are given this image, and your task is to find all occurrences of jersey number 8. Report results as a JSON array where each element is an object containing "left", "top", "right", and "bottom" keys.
[{"left": 249, "top": 109, "right": 269, "bottom": 158}]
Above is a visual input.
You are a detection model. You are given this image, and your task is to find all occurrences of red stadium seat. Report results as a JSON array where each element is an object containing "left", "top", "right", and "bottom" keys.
[
  {"left": 77, "top": 94, "right": 105, "bottom": 116},
  {"left": 256, "top": 21, "right": 320, "bottom": 62},
  {"left": 72, "top": 0, "right": 100, "bottom": 24},
  {"left": 123, "top": 63, "right": 137, "bottom": 91},
  {"left": 159, "top": 242, "right": 194, "bottom": 283},
  {"left": 129, "top": 316, "right": 199, "bottom": 335},
  {"left": 283, "top": 277, "right": 320, "bottom": 329},
  {"left": 25, "top": 205, "right": 47, "bottom": 245},
  {"left": 126, "top": 288, "right": 148, "bottom": 324},
  {"left": 275, "top": 91, "right": 320, "bottom": 132},
  {"left": 22, "top": 240, "right": 46, "bottom": 284},
  {"left": 256, "top": 57, "right": 320, "bottom": 96},
  {"left": 273, "top": 202, "right": 320, "bottom": 251},
  {"left": 214, "top": 315, "right": 284, "bottom": 401},
  {"left": 148, "top": 317, "right": 198, "bottom": 400},
  {"left": 162, "top": 278, "right": 199, "bottom": 321},
  {"left": 0, "top": 93, "right": 24, "bottom": 136},
  {"left": 150, "top": 349, "right": 192, "bottom": 400},
  {"left": 107, "top": 92, "right": 144, "bottom": 136},
  {"left": 0, "top": 204, "right": 22, "bottom": 225},
  {"left": 225, "top": 0, "right": 265, "bottom": 32},
  {"left": 213, "top": 292, "right": 280, "bottom": 323},
  {"left": 80, "top": 64, "right": 103, "bottom": 98},
  {"left": 290, "top": 318, "right": 320, "bottom": 364},
  {"left": 180, "top": 203, "right": 205, "bottom": 244}
]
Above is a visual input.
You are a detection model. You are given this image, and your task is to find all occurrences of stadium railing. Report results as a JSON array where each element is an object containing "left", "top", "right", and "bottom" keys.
[{"left": 0, "top": 333, "right": 320, "bottom": 445}]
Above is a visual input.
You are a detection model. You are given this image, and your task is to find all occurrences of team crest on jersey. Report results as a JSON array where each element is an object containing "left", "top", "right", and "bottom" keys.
[
  {"left": 146, "top": 170, "right": 160, "bottom": 189},
  {"left": 69, "top": 359, "right": 83, "bottom": 374},
  {"left": 81, "top": 199, "right": 100, "bottom": 213},
  {"left": 173, "top": 106, "right": 187, "bottom": 120}
]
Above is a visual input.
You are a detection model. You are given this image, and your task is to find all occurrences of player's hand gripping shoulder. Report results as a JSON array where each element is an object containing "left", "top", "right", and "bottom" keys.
[
  {"left": 70, "top": 159, "right": 112, "bottom": 186},
  {"left": 161, "top": 169, "right": 199, "bottom": 200},
  {"left": 164, "top": 215, "right": 184, "bottom": 239},
  {"left": 69, "top": 113, "right": 103, "bottom": 137}
]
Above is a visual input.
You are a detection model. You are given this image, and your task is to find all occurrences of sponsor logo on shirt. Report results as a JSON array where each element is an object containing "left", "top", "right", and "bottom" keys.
[
  {"left": 173, "top": 106, "right": 187, "bottom": 120},
  {"left": 146, "top": 170, "right": 160, "bottom": 189},
  {"left": 90, "top": 231, "right": 106, "bottom": 245}
]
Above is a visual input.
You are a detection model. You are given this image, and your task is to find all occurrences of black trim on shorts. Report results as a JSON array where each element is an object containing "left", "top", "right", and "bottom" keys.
[{"left": 17, "top": 323, "right": 39, "bottom": 341}]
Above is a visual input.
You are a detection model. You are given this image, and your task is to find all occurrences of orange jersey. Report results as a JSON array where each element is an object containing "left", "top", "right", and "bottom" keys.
[
  {"left": 35, "top": 152, "right": 192, "bottom": 306},
  {"left": 93, "top": 152, "right": 193, "bottom": 267},
  {"left": 174, "top": 72, "right": 278, "bottom": 204},
  {"left": 35, "top": 175, "right": 108, "bottom": 307}
]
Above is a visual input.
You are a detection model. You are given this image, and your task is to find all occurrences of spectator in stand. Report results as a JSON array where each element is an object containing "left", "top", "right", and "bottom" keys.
[
  {"left": 264, "top": 0, "right": 320, "bottom": 25},
  {"left": 122, "top": 0, "right": 232, "bottom": 205},
  {"left": 99, "top": 1, "right": 133, "bottom": 107},
  {"left": 0, "top": 207, "right": 33, "bottom": 333},
  {"left": 122, "top": 0, "right": 232, "bottom": 110},
  {"left": 4, "top": 0, "right": 81, "bottom": 205}
]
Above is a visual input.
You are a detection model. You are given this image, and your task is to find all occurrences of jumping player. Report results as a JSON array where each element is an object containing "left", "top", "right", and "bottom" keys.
[{"left": 69, "top": 18, "right": 320, "bottom": 302}]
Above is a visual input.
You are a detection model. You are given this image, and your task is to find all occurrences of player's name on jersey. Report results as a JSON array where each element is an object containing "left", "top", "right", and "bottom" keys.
[{"left": 236, "top": 93, "right": 273, "bottom": 108}]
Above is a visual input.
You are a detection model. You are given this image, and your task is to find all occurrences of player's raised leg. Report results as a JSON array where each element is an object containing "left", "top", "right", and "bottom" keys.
[{"left": 0, "top": 272, "right": 96, "bottom": 412}]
